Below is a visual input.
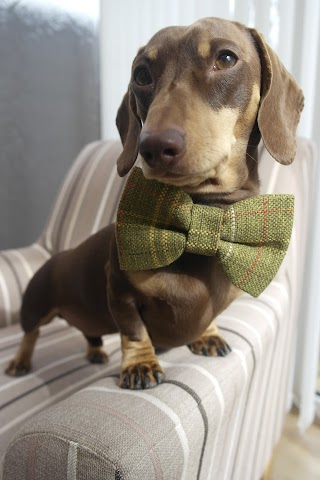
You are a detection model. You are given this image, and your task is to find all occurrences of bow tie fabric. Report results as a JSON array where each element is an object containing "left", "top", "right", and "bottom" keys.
[{"left": 116, "top": 167, "right": 294, "bottom": 297}]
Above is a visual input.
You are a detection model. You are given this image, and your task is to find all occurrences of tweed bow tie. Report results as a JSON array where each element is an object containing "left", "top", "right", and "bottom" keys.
[{"left": 116, "top": 167, "right": 294, "bottom": 297}]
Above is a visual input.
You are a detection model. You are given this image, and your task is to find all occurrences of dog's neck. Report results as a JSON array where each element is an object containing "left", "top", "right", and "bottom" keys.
[
  {"left": 190, "top": 145, "right": 260, "bottom": 208},
  {"left": 190, "top": 187, "right": 257, "bottom": 208}
]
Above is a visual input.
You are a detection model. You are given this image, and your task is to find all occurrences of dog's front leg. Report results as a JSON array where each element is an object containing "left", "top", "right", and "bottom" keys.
[
  {"left": 188, "top": 319, "right": 231, "bottom": 357},
  {"left": 120, "top": 329, "right": 164, "bottom": 389},
  {"left": 107, "top": 270, "right": 164, "bottom": 389}
]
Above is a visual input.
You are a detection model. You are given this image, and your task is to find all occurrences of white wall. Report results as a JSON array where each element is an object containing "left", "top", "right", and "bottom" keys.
[{"left": 100, "top": 0, "right": 320, "bottom": 144}]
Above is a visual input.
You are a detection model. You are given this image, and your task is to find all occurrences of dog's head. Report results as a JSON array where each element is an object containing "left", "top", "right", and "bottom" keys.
[{"left": 116, "top": 17, "right": 304, "bottom": 196}]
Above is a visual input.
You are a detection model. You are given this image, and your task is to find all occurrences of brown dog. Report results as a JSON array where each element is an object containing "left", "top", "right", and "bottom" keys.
[{"left": 6, "top": 18, "right": 303, "bottom": 389}]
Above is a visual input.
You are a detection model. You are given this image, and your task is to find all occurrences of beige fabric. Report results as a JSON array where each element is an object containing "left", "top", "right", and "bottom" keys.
[
  {"left": 39, "top": 140, "right": 124, "bottom": 253},
  {"left": 0, "top": 138, "right": 316, "bottom": 479}
]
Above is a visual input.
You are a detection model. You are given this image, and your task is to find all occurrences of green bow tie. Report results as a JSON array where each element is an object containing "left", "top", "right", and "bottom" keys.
[{"left": 116, "top": 167, "right": 294, "bottom": 297}]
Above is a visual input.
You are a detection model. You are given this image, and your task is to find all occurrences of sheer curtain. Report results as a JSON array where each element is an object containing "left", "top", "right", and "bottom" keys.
[{"left": 100, "top": 0, "right": 320, "bottom": 431}]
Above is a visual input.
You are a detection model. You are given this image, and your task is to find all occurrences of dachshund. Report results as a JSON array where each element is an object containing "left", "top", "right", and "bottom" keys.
[{"left": 6, "top": 17, "right": 303, "bottom": 389}]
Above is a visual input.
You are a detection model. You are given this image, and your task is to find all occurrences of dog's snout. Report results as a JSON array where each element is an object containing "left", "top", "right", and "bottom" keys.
[{"left": 139, "top": 129, "right": 186, "bottom": 168}]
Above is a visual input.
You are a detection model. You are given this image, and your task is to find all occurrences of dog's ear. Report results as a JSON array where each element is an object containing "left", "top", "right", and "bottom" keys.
[
  {"left": 116, "top": 88, "right": 142, "bottom": 176},
  {"left": 250, "top": 29, "right": 304, "bottom": 165}
]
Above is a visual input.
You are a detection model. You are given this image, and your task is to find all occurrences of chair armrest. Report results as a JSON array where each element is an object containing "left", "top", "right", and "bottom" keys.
[{"left": 0, "top": 244, "right": 50, "bottom": 328}]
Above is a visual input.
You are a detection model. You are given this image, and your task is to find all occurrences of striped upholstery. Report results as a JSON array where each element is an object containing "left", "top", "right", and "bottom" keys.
[
  {"left": 39, "top": 141, "right": 124, "bottom": 253},
  {"left": 0, "top": 138, "right": 315, "bottom": 479},
  {"left": 0, "top": 245, "right": 51, "bottom": 328},
  {"left": 0, "top": 141, "right": 124, "bottom": 328}
]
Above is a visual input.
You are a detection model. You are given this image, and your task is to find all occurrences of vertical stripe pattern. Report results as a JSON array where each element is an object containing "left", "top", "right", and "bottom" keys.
[{"left": 67, "top": 441, "right": 78, "bottom": 480}]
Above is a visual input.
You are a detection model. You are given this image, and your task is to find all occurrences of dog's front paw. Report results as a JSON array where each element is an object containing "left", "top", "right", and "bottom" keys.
[
  {"left": 5, "top": 359, "right": 31, "bottom": 377},
  {"left": 120, "top": 362, "right": 165, "bottom": 390},
  {"left": 188, "top": 334, "right": 231, "bottom": 357}
]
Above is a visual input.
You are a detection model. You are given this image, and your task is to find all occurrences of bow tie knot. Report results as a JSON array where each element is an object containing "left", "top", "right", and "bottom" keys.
[
  {"left": 185, "top": 204, "right": 222, "bottom": 255},
  {"left": 116, "top": 167, "right": 294, "bottom": 297}
]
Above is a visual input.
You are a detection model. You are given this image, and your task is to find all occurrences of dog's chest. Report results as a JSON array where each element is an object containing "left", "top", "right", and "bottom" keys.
[
  {"left": 127, "top": 252, "right": 217, "bottom": 301},
  {"left": 128, "top": 268, "right": 211, "bottom": 306},
  {"left": 126, "top": 255, "right": 234, "bottom": 347}
]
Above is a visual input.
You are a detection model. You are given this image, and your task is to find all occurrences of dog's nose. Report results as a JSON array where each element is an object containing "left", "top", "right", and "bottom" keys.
[{"left": 139, "top": 129, "right": 186, "bottom": 168}]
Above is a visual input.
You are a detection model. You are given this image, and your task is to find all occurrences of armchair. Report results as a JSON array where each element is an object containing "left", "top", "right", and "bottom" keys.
[{"left": 0, "top": 138, "right": 315, "bottom": 479}]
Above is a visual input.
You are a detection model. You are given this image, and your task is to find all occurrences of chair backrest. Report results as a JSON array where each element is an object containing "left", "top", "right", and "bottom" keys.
[
  {"left": 262, "top": 139, "right": 317, "bottom": 315},
  {"left": 39, "top": 140, "right": 126, "bottom": 254}
]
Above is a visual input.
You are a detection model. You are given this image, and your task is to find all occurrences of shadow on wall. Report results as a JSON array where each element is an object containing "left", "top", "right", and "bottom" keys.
[{"left": 0, "top": 1, "right": 100, "bottom": 249}]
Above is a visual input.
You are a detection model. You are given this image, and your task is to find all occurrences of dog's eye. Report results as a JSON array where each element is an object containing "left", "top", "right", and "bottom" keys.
[
  {"left": 213, "top": 52, "right": 238, "bottom": 71},
  {"left": 133, "top": 67, "right": 153, "bottom": 86}
]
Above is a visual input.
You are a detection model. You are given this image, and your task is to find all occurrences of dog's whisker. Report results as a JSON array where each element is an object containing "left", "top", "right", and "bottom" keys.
[{"left": 245, "top": 152, "right": 258, "bottom": 163}]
